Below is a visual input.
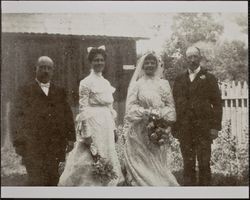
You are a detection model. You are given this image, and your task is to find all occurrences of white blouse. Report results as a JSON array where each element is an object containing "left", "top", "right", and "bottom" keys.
[{"left": 76, "top": 70, "right": 116, "bottom": 123}]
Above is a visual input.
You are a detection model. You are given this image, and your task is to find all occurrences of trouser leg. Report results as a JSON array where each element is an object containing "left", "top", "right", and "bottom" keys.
[
  {"left": 43, "top": 156, "right": 60, "bottom": 186},
  {"left": 23, "top": 156, "right": 45, "bottom": 186},
  {"left": 180, "top": 139, "right": 197, "bottom": 186},
  {"left": 23, "top": 155, "right": 59, "bottom": 186},
  {"left": 196, "top": 139, "right": 212, "bottom": 186}
]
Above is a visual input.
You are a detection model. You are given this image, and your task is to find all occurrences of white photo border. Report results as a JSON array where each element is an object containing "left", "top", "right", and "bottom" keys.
[{"left": 1, "top": 1, "right": 249, "bottom": 199}]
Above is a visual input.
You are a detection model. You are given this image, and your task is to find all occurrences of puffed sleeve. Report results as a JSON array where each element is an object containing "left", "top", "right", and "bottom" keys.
[
  {"left": 160, "top": 80, "right": 176, "bottom": 123},
  {"left": 125, "top": 82, "right": 148, "bottom": 123},
  {"left": 75, "top": 80, "right": 92, "bottom": 139}
]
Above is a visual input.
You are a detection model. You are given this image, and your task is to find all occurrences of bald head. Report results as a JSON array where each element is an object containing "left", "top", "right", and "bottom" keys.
[
  {"left": 185, "top": 46, "right": 201, "bottom": 57},
  {"left": 36, "top": 56, "right": 54, "bottom": 83},
  {"left": 37, "top": 56, "right": 54, "bottom": 68},
  {"left": 185, "top": 46, "right": 202, "bottom": 71}
]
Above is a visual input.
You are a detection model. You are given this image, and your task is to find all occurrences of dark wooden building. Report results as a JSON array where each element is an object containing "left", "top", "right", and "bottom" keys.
[{"left": 1, "top": 14, "right": 148, "bottom": 144}]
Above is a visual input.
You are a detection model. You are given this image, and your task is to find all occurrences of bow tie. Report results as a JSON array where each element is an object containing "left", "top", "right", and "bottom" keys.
[
  {"left": 40, "top": 83, "right": 50, "bottom": 88},
  {"left": 87, "top": 45, "right": 105, "bottom": 53}
]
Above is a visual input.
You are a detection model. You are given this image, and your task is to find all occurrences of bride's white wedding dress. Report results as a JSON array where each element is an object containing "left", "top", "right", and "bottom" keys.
[
  {"left": 58, "top": 70, "right": 124, "bottom": 186},
  {"left": 124, "top": 53, "right": 179, "bottom": 186}
]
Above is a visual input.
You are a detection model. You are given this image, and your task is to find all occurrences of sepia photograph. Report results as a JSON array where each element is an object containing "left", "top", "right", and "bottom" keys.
[{"left": 1, "top": 1, "right": 248, "bottom": 198}]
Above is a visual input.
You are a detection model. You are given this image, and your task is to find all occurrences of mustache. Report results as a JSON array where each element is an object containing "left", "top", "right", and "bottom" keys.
[{"left": 37, "top": 72, "right": 49, "bottom": 78}]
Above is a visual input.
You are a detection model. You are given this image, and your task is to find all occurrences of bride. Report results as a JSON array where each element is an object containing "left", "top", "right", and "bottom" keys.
[
  {"left": 124, "top": 52, "right": 179, "bottom": 186},
  {"left": 58, "top": 46, "right": 124, "bottom": 186}
]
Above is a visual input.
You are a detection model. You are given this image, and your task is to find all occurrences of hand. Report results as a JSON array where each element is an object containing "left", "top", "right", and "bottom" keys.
[
  {"left": 58, "top": 162, "right": 65, "bottom": 175},
  {"left": 210, "top": 129, "right": 219, "bottom": 140},
  {"left": 66, "top": 141, "right": 74, "bottom": 153}
]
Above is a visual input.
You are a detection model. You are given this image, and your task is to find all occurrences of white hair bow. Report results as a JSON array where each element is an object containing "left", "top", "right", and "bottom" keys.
[{"left": 87, "top": 45, "right": 106, "bottom": 53}]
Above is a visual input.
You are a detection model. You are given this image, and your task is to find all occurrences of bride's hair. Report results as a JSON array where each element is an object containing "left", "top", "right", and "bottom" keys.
[
  {"left": 144, "top": 54, "right": 158, "bottom": 64},
  {"left": 125, "top": 52, "right": 164, "bottom": 113}
]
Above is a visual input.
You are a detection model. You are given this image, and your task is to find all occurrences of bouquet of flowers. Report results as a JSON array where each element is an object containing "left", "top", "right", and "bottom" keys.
[
  {"left": 89, "top": 143, "right": 118, "bottom": 184},
  {"left": 146, "top": 109, "right": 172, "bottom": 146}
]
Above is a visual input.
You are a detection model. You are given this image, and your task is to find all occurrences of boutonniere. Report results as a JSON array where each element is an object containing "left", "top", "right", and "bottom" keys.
[{"left": 200, "top": 75, "right": 206, "bottom": 79}]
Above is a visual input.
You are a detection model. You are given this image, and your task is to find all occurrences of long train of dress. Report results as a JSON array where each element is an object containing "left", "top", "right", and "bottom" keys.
[{"left": 124, "top": 76, "right": 179, "bottom": 186}]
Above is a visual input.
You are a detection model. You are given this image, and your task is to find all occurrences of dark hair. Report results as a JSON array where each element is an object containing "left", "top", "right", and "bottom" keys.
[
  {"left": 87, "top": 48, "right": 107, "bottom": 62},
  {"left": 144, "top": 54, "right": 158, "bottom": 64}
]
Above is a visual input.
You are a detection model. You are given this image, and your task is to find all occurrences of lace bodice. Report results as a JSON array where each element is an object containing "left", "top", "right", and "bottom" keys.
[{"left": 126, "top": 76, "right": 176, "bottom": 123}]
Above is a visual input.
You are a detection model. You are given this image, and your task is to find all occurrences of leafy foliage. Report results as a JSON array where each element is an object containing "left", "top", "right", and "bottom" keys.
[
  {"left": 162, "top": 13, "right": 248, "bottom": 83},
  {"left": 163, "top": 13, "right": 223, "bottom": 57},
  {"left": 211, "top": 40, "right": 248, "bottom": 82},
  {"left": 172, "top": 13, "right": 223, "bottom": 49},
  {"left": 1, "top": 143, "right": 26, "bottom": 177},
  {"left": 92, "top": 156, "right": 118, "bottom": 184},
  {"left": 234, "top": 13, "right": 248, "bottom": 34},
  {"left": 146, "top": 112, "right": 172, "bottom": 146},
  {"left": 211, "top": 120, "right": 249, "bottom": 179}
]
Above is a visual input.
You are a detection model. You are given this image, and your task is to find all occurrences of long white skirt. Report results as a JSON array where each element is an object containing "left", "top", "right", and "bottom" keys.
[
  {"left": 58, "top": 106, "right": 124, "bottom": 186},
  {"left": 124, "top": 122, "right": 179, "bottom": 186}
]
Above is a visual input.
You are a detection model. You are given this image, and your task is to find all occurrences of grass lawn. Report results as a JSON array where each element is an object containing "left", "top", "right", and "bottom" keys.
[
  {"left": 1, "top": 170, "right": 248, "bottom": 186},
  {"left": 2, "top": 134, "right": 248, "bottom": 186}
]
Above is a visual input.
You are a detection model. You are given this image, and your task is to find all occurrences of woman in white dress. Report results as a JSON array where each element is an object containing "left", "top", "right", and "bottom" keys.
[
  {"left": 58, "top": 46, "right": 124, "bottom": 186},
  {"left": 124, "top": 52, "right": 179, "bottom": 186}
]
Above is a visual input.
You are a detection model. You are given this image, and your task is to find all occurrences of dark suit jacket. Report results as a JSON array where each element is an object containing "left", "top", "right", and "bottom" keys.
[
  {"left": 172, "top": 68, "right": 222, "bottom": 140},
  {"left": 11, "top": 81, "right": 76, "bottom": 161}
]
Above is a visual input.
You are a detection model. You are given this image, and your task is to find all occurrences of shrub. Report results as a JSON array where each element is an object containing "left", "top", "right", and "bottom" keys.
[
  {"left": 1, "top": 143, "right": 27, "bottom": 177},
  {"left": 211, "top": 120, "right": 249, "bottom": 179},
  {"left": 116, "top": 120, "right": 249, "bottom": 186}
]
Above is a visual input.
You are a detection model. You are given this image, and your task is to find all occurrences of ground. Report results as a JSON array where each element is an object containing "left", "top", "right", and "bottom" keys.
[
  {"left": 1, "top": 170, "right": 249, "bottom": 186},
  {"left": 1, "top": 140, "right": 248, "bottom": 186}
]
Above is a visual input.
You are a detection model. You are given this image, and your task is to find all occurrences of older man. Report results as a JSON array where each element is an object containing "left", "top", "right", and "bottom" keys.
[
  {"left": 172, "top": 47, "right": 222, "bottom": 186},
  {"left": 11, "top": 56, "right": 75, "bottom": 186}
]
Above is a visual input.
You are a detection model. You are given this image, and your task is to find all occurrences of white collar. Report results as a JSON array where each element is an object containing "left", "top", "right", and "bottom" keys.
[
  {"left": 35, "top": 78, "right": 50, "bottom": 86},
  {"left": 144, "top": 74, "right": 158, "bottom": 80},
  {"left": 188, "top": 66, "right": 201, "bottom": 74}
]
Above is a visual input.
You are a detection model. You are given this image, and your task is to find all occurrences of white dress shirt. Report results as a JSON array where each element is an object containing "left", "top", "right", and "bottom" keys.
[
  {"left": 188, "top": 66, "right": 201, "bottom": 82},
  {"left": 36, "top": 79, "right": 50, "bottom": 96}
]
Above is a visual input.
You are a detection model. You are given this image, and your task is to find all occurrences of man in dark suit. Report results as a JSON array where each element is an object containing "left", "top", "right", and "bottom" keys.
[
  {"left": 172, "top": 47, "right": 222, "bottom": 186},
  {"left": 11, "top": 56, "right": 76, "bottom": 186}
]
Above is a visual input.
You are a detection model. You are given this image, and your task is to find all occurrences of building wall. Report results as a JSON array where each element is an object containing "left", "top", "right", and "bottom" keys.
[{"left": 1, "top": 33, "right": 136, "bottom": 144}]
